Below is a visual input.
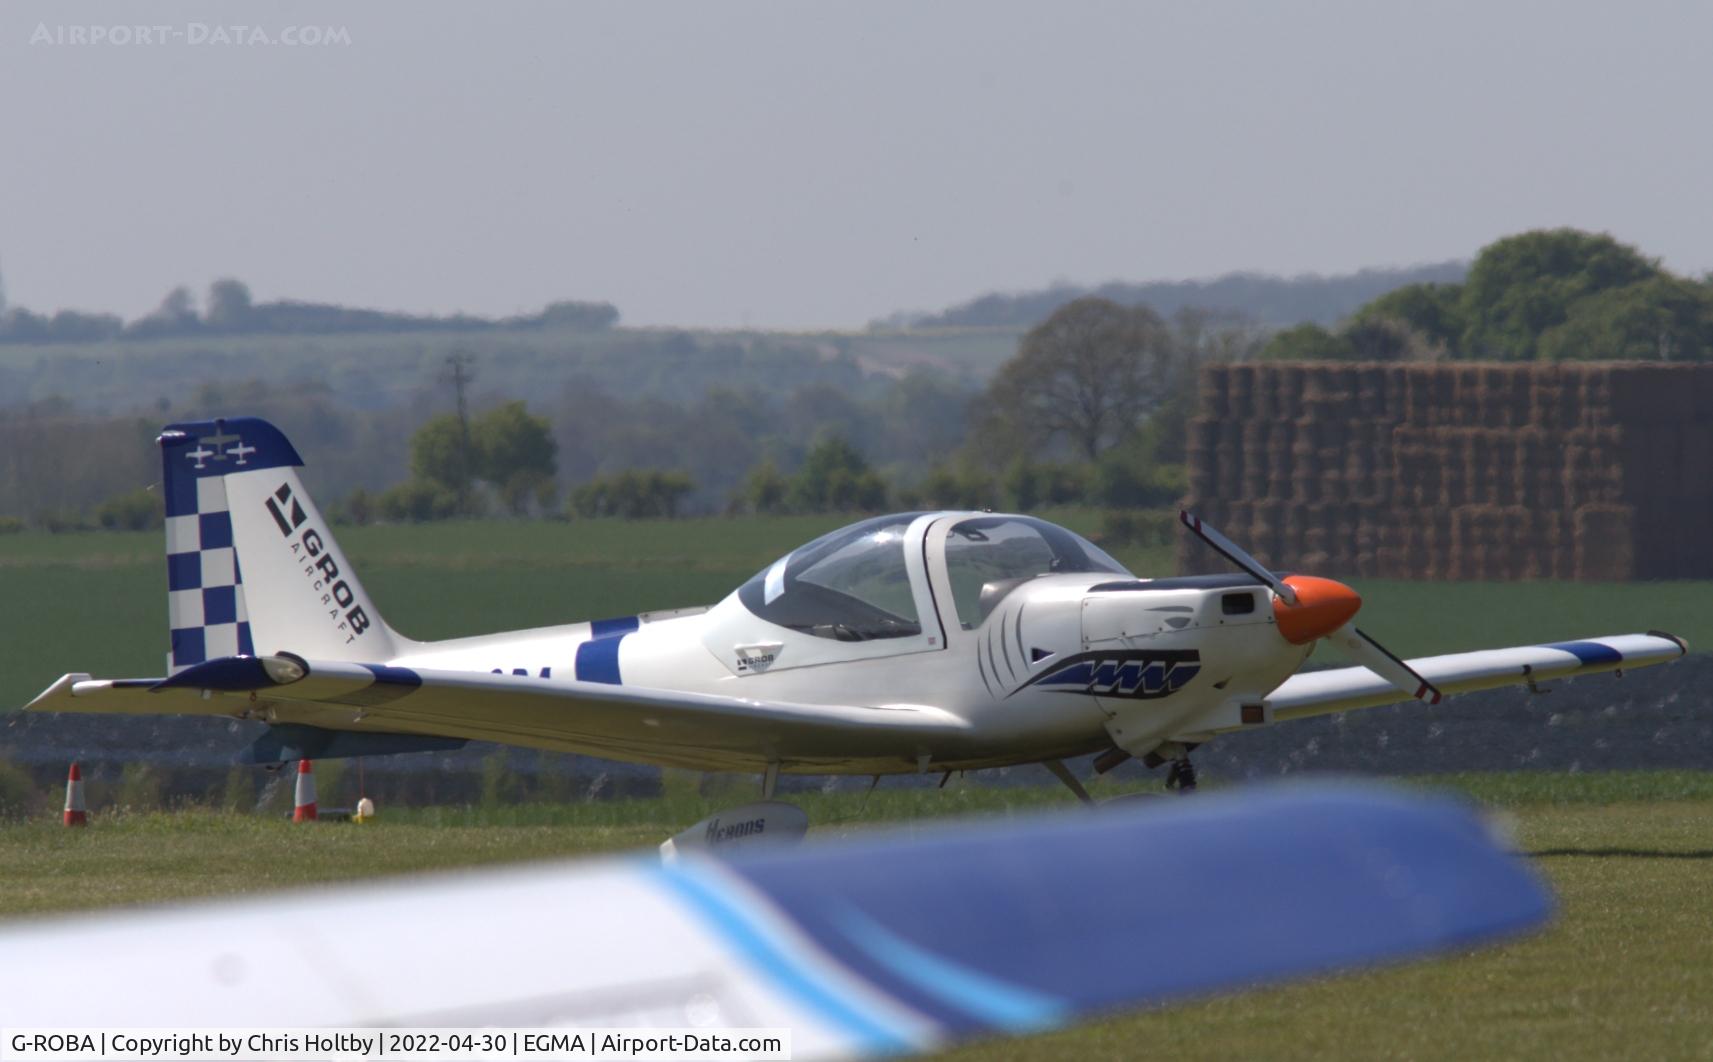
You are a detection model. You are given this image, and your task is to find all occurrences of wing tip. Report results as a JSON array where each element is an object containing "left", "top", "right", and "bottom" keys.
[{"left": 1647, "top": 629, "right": 1690, "bottom": 656}]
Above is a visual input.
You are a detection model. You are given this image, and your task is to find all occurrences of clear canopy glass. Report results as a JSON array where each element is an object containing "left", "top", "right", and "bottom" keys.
[
  {"left": 738, "top": 514, "right": 926, "bottom": 641},
  {"left": 945, "top": 515, "right": 1129, "bottom": 629}
]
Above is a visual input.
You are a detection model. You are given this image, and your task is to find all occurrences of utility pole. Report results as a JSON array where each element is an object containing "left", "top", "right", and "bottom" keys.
[{"left": 441, "top": 351, "right": 476, "bottom": 510}]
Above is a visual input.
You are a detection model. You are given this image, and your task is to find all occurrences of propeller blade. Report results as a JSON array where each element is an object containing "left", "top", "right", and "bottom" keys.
[
  {"left": 1177, "top": 511, "right": 1439, "bottom": 703},
  {"left": 1329, "top": 625, "right": 1443, "bottom": 704},
  {"left": 1179, "top": 510, "right": 1298, "bottom": 605}
]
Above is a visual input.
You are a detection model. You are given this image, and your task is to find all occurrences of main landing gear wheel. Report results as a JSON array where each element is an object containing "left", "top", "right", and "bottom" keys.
[
  {"left": 1144, "top": 742, "right": 1200, "bottom": 794},
  {"left": 1165, "top": 758, "right": 1198, "bottom": 793}
]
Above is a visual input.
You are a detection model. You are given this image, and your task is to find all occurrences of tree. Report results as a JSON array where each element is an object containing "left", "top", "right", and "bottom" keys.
[
  {"left": 377, "top": 479, "right": 461, "bottom": 522},
  {"left": 340, "top": 487, "right": 376, "bottom": 526},
  {"left": 1092, "top": 444, "right": 1186, "bottom": 507},
  {"left": 409, "top": 414, "right": 473, "bottom": 498},
  {"left": 473, "top": 401, "right": 558, "bottom": 515},
  {"left": 1357, "top": 282, "right": 1464, "bottom": 350},
  {"left": 739, "top": 459, "right": 790, "bottom": 514},
  {"left": 206, "top": 278, "right": 255, "bottom": 332},
  {"left": 1539, "top": 276, "right": 1713, "bottom": 362},
  {"left": 0, "top": 307, "right": 48, "bottom": 342},
  {"left": 1002, "top": 459, "right": 1087, "bottom": 511},
  {"left": 47, "top": 309, "right": 122, "bottom": 342},
  {"left": 1342, "top": 316, "right": 1438, "bottom": 361},
  {"left": 909, "top": 459, "right": 993, "bottom": 510},
  {"left": 982, "top": 297, "right": 1175, "bottom": 462},
  {"left": 1170, "top": 306, "right": 1265, "bottom": 364},
  {"left": 789, "top": 435, "right": 888, "bottom": 513},
  {"left": 538, "top": 300, "right": 619, "bottom": 331},
  {"left": 570, "top": 469, "right": 694, "bottom": 518},
  {"left": 407, "top": 402, "right": 557, "bottom": 516},
  {"left": 875, "top": 369, "right": 974, "bottom": 462},
  {"left": 1459, "top": 229, "right": 1659, "bottom": 359},
  {"left": 1257, "top": 323, "right": 1355, "bottom": 361},
  {"left": 94, "top": 486, "right": 164, "bottom": 530},
  {"left": 125, "top": 285, "right": 202, "bottom": 338}
]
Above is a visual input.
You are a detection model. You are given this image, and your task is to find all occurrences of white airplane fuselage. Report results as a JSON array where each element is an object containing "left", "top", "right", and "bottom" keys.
[{"left": 383, "top": 513, "right": 1313, "bottom": 776}]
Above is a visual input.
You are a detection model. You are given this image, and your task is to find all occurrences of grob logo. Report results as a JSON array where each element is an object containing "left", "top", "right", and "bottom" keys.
[{"left": 266, "top": 482, "right": 371, "bottom": 643}]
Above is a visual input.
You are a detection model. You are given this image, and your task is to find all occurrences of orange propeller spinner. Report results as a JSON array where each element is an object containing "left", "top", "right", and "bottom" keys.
[{"left": 1179, "top": 511, "right": 1442, "bottom": 704}]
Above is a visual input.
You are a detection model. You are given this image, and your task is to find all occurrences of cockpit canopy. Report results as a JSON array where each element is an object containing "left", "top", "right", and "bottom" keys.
[
  {"left": 736, "top": 512, "right": 1129, "bottom": 640},
  {"left": 738, "top": 514, "right": 925, "bottom": 642},
  {"left": 944, "top": 515, "right": 1128, "bottom": 628}
]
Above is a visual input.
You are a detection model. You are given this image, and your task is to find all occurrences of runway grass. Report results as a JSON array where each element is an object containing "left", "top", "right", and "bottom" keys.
[{"left": 1, "top": 774, "right": 1710, "bottom": 1059}]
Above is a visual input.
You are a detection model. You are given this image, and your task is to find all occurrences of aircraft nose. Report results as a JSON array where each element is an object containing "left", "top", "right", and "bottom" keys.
[{"left": 1272, "top": 575, "right": 1362, "bottom": 645}]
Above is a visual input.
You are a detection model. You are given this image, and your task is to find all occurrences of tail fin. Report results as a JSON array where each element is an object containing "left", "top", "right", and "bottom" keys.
[{"left": 158, "top": 417, "right": 399, "bottom": 673}]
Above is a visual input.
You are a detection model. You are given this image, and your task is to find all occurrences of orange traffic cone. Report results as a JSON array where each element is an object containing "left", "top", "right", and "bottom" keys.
[
  {"left": 292, "top": 759, "right": 317, "bottom": 822},
  {"left": 63, "top": 762, "right": 87, "bottom": 827}
]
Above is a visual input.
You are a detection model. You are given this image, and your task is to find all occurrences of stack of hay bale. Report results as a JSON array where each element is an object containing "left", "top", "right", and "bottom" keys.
[{"left": 1180, "top": 363, "right": 1713, "bottom": 581}]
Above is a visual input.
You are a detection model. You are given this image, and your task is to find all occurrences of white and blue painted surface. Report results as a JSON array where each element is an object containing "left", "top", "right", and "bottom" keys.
[{"left": 0, "top": 785, "right": 1550, "bottom": 1056}]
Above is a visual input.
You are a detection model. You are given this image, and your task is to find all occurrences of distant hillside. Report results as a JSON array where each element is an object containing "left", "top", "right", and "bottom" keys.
[{"left": 889, "top": 261, "right": 1469, "bottom": 330}]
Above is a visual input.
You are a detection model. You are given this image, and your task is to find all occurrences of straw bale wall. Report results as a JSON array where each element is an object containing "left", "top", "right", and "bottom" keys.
[{"left": 1179, "top": 363, "right": 1713, "bottom": 580}]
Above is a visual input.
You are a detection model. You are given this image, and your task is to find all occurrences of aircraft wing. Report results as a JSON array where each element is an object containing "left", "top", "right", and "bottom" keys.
[
  {"left": 24, "top": 656, "right": 973, "bottom": 766},
  {"left": 0, "top": 784, "right": 1548, "bottom": 1055},
  {"left": 1264, "top": 632, "right": 1687, "bottom": 724}
]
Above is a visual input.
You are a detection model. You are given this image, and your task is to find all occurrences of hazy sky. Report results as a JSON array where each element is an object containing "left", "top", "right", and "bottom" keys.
[{"left": 3, "top": 1, "right": 1710, "bottom": 329}]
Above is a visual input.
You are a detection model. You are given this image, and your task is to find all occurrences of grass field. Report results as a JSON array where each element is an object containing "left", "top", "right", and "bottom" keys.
[
  {"left": 1, "top": 774, "right": 1710, "bottom": 1059},
  {"left": 2, "top": 514, "right": 1706, "bottom": 713}
]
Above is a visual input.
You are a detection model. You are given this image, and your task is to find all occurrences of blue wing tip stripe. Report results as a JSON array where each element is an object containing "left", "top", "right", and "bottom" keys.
[
  {"left": 1541, "top": 640, "right": 1624, "bottom": 667},
  {"left": 829, "top": 905, "right": 1067, "bottom": 1032},
  {"left": 649, "top": 861, "right": 917, "bottom": 1054}
]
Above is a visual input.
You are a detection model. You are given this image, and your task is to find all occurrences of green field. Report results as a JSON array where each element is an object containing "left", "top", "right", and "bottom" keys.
[
  {"left": 1, "top": 775, "right": 1710, "bottom": 1059},
  {"left": 1, "top": 514, "right": 1704, "bottom": 712}
]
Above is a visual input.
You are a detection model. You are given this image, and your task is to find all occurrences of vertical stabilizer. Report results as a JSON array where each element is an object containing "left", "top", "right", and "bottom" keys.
[{"left": 159, "top": 417, "right": 399, "bottom": 673}]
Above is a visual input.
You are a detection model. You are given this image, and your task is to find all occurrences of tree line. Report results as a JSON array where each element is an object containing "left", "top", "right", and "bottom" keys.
[
  {"left": 0, "top": 278, "right": 618, "bottom": 343},
  {"left": 881, "top": 262, "right": 1468, "bottom": 330},
  {"left": 5, "top": 227, "right": 1705, "bottom": 533},
  {"left": 1260, "top": 230, "right": 1713, "bottom": 362},
  {"left": 0, "top": 293, "right": 1214, "bottom": 532},
  {"left": 325, "top": 296, "right": 1225, "bottom": 527}
]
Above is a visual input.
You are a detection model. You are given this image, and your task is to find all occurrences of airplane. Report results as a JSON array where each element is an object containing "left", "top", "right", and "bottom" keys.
[
  {"left": 23, "top": 416, "right": 1688, "bottom": 822},
  {"left": 0, "top": 781, "right": 1551, "bottom": 1054}
]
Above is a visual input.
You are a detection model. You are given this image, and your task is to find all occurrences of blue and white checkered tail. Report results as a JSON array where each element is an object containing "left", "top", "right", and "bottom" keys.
[{"left": 159, "top": 417, "right": 401, "bottom": 675}]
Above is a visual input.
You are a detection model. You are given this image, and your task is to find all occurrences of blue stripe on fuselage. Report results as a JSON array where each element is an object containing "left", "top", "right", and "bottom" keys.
[
  {"left": 575, "top": 616, "right": 638, "bottom": 684},
  {"left": 591, "top": 616, "right": 640, "bottom": 638}
]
